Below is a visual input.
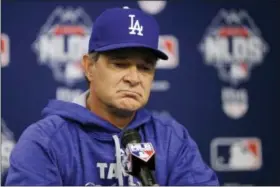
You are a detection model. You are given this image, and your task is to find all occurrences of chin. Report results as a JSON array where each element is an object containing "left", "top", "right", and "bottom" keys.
[
  {"left": 118, "top": 105, "right": 141, "bottom": 112},
  {"left": 116, "top": 98, "right": 144, "bottom": 111},
  {"left": 111, "top": 105, "right": 140, "bottom": 118}
]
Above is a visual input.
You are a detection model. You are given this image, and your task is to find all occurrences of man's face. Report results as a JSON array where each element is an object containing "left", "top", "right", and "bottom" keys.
[{"left": 84, "top": 48, "right": 157, "bottom": 112}]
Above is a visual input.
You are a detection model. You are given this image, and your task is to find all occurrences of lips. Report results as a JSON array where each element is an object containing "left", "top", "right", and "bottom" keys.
[{"left": 118, "top": 90, "right": 141, "bottom": 97}]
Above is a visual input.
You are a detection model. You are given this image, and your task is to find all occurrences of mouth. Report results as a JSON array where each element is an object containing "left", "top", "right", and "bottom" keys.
[{"left": 118, "top": 90, "right": 141, "bottom": 97}]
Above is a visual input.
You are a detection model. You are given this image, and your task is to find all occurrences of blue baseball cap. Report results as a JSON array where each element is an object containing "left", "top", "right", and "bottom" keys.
[{"left": 88, "top": 7, "right": 168, "bottom": 60}]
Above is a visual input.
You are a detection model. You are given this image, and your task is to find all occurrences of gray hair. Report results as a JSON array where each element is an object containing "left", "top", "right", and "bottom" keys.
[{"left": 85, "top": 52, "right": 100, "bottom": 85}]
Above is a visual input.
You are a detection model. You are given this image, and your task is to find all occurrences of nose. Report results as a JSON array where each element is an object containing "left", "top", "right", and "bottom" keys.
[{"left": 123, "top": 65, "right": 140, "bottom": 86}]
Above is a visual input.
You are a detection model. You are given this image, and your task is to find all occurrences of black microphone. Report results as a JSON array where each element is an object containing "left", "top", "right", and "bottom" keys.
[{"left": 121, "top": 129, "right": 157, "bottom": 186}]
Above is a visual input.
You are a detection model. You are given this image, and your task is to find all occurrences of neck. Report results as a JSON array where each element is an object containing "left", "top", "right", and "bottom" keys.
[{"left": 86, "top": 93, "right": 135, "bottom": 129}]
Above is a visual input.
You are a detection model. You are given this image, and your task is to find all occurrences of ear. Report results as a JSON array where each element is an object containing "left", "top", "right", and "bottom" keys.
[{"left": 82, "top": 54, "right": 95, "bottom": 82}]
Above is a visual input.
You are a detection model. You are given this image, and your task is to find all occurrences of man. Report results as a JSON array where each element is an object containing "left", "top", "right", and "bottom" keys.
[{"left": 5, "top": 7, "right": 219, "bottom": 186}]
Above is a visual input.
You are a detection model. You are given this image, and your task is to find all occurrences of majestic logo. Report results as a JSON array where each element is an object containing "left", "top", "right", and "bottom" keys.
[
  {"left": 210, "top": 137, "right": 262, "bottom": 171},
  {"left": 199, "top": 9, "right": 269, "bottom": 85},
  {"left": 1, "top": 119, "right": 16, "bottom": 172},
  {"left": 32, "top": 7, "right": 92, "bottom": 86},
  {"left": 128, "top": 15, "right": 143, "bottom": 36},
  {"left": 1, "top": 33, "right": 10, "bottom": 67}
]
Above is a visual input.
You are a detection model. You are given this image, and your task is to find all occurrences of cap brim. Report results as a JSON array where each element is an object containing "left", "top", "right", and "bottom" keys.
[{"left": 93, "top": 43, "right": 168, "bottom": 60}]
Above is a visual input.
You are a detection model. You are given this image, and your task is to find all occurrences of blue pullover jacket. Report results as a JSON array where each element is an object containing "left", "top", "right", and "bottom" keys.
[{"left": 5, "top": 91, "right": 219, "bottom": 186}]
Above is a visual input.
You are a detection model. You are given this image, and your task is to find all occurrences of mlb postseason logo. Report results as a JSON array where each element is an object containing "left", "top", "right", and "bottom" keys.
[
  {"left": 210, "top": 137, "right": 262, "bottom": 171},
  {"left": 32, "top": 7, "right": 92, "bottom": 86},
  {"left": 198, "top": 9, "right": 269, "bottom": 119},
  {"left": 199, "top": 9, "right": 269, "bottom": 86},
  {"left": 128, "top": 143, "right": 155, "bottom": 162},
  {"left": 1, "top": 33, "right": 10, "bottom": 67}
]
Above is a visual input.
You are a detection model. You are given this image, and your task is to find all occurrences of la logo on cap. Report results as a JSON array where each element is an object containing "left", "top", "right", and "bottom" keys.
[{"left": 128, "top": 14, "right": 143, "bottom": 36}]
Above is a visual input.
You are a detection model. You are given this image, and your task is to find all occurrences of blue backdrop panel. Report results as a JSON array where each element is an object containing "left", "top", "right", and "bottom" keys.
[{"left": 1, "top": 1, "right": 280, "bottom": 185}]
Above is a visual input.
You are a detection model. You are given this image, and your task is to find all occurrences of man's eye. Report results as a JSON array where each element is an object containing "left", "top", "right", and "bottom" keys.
[
  {"left": 113, "top": 63, "right": 128, "bottom": 68},
  {"left": 139, "top": 65, "right": 153, "bottom": 71},
  {"left": 110, "top": 56, "right": 127, "bottom": 61}
]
